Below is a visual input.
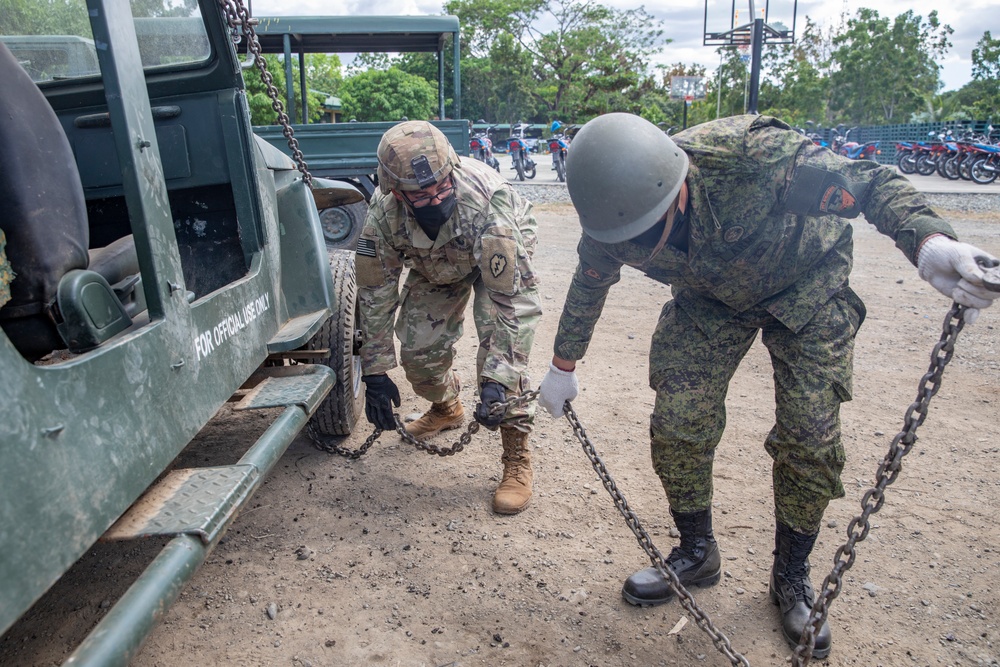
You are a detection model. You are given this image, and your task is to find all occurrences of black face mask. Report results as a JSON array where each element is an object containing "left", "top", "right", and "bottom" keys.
[
  {"left": 632, "top": 215, "right": 668, "bottom": 248},
  {"left": 631, "top": 206, "right": 687, "bottom": 251},
  {"left": 411, "top": 193, "right": 457, "bottom": 239}
]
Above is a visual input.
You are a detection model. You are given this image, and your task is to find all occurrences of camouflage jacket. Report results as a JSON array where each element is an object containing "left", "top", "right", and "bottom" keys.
[
  {"left": 356, "top": 157, "right": 541, "bottom": 388},
  {"left": 554, "top": 115, "right": 956, "bottom": 361}
]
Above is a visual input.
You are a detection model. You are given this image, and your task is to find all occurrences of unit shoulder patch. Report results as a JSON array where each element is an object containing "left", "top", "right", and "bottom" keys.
[{"left": 480, "top": 236, "right": 518, "bottom": 295}]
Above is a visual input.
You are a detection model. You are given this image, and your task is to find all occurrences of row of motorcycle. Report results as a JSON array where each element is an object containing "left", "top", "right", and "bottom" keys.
[
  {"left": 802, "top": 122, "right": 882, "bottom": 160},
  {"left": 896, "top": 126, "right": 999, "bottom": 185},
  {"left": 468, "top": 120, "right": 574, "bottom": 182}
]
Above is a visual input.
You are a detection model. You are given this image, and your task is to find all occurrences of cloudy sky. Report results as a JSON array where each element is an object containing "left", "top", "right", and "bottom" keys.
[{"left": 250, "top": 0, "right": 998, "bottom": 91}]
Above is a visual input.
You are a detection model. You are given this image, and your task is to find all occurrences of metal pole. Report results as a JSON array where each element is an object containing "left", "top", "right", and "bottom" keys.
[
  {"left": 452, "top": 31, "right": 461, "bottom": 120},
  {"left": 438, "top": 50, "right": 445, "bottom": 120},
  {"left": 747, "top": 16, "right": 763, "bottom": 114},
  {"left": 683, "top": 100, "right": 688, "bottom": 129},
  {"left": 283, "top": 34, "right": 295, "bottom": 124},
  {"left": 298, "top": 51, "right": 306, "bottom": 124},
  {"left": 716, "top": 53, "right": 723, "bottom": 119}
]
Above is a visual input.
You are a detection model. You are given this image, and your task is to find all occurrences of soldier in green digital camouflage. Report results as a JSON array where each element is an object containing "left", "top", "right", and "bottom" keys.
[
  {"left": 537, "top": 113, "right": 1000, "bottom": 657},
  {"left": 357, "top": 121, "right": 542, "bottom": 515},
  {"left": 0, "top": 229, "right": 13, "bottom": 309}
]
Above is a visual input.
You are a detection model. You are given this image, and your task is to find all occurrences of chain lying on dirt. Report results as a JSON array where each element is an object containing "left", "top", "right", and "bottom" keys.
[
  {"left": 310, "top": 386, "right": 750, "bottom": 665},
  {"left": 562, "top": 402, "right": 752, "bottom": 666},
  {"left": 308, "top": 390, "right": 540, "bottom": 458},
  {"left": 791, "top": 302, "right": 968, "bottom": 666},
  {"left": 218, "top": 0, "right": 313, "bottom": 187}
]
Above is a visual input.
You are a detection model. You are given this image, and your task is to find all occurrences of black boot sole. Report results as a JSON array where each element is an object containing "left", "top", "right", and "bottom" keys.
[
  {"left": 769, "top": 585, "right": 831, "bottom": 660},
  {"left": 621, "top": 570, "right": 721, "bottom": 607}
]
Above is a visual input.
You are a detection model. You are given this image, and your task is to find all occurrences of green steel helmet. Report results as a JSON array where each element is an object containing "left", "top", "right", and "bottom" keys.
[
  {"left": 565, "top": 113, "right": 689, "bottom": 243},
  {"left": 376, "top": 120, "right": 460, "bottom": 195}
]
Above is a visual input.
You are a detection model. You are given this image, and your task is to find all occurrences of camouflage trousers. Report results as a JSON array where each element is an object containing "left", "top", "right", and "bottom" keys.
[
  {"left": 394, "top": 269, "right": 536, "bottom": 430},
  {"left": 648, "top": 288, "right": 865, "bottom": 534},
  {"left": 0, "top": 229, "right": 12, "bottom": 309}
]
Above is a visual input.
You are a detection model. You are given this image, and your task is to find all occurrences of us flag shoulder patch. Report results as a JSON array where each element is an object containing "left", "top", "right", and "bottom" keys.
[{"left": 357, "top": 238, "right": 377, "bottom": 257}]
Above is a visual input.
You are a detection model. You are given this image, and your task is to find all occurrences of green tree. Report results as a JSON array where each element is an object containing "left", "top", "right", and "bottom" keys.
[
  {"left": 969, "top": 30, "right": 1000, "bottom": 119},
  {"left": 759, "top": 17, "right": 835, "bottom": 127},
  {"left": 339, "top": 67, "right": 437, "bottom": 122},
  {"left": 446, "top": 0, "right": 664, "bottom": 122},
  {"left": 306, "top": 53, "right": 343, "bottom": 97},
  {"left": 243, "top": 54, "right": 326, "bottom": 126},
  {"left": 828, "top": 8, "right": 952, "bottom": 124},
  {"left": 1, "top": 0, "right": 92, "bottom": 36}
]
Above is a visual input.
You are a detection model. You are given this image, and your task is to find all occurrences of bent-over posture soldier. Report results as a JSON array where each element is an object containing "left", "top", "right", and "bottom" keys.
[
  {"left": 537, "top": 113, "right": 1000, "bottom": 657},
  {"left": 357, "top": 121, "right": 542, "bottom": 515}
]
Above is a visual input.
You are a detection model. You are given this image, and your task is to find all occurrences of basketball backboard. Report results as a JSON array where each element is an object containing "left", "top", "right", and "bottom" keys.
[
  {"left": 703, "top": 0, "right": 796, "bottom": 46},
  {"left": 669, "top": 76, "right": 707, "bottom": 101}
]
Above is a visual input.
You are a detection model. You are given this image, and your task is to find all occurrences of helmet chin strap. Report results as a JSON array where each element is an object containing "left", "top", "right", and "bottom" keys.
[{"left": 635, "top": 180, "right": 689, "bottom": 266}]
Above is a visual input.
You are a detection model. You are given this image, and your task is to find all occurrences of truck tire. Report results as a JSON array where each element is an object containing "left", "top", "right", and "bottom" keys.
[
  {"left": 319, "top": 201, "right": 367, "bottom": 251},
  {"left": 307, "top": 250, "right": 364, "bottom": 436}
]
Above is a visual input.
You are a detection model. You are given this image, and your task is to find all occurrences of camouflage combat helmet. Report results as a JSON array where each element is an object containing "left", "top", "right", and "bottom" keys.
[
  {"left": 376, "top": 121, "right": 460, "bottom": 195},
  {"left": 565, "top": 113, "right": 689, "bottom": 244}
]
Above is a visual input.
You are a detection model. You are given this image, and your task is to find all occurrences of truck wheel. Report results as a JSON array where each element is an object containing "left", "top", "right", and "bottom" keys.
[
  {"left": 319, "top": 201, "right": 367, "bottom": 251},
  {"left": 307, "top": 250, "right": 364, "bottom": 436}
]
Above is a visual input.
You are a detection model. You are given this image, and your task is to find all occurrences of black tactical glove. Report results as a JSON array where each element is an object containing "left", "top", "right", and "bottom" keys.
[
  {"left": 363, "top": 374, "right": 401, "bottom": 430},
  {"left": 474, "top": 380, "right": 507, "bottom": 429}
]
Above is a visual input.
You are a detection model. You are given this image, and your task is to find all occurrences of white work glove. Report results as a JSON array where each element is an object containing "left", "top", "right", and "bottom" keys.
[
  {"left": 917, "top": 235, "right": 1000, "bottom": 324},
  {"left": 538, "top": 363, "right": 579, "bottom": 417}
]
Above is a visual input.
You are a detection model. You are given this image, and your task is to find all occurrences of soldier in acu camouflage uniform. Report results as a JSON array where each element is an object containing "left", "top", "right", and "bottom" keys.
[
  {"left": 0, "top": 229, "right": 14, "bottom": 308},
  {"left": 357, "top": 121, "right": 542, "bottom": 515},
  {"left": 537, "top": 113, "right": 1000, "bottom": 657},
  {"left": 0, "top": 229, "right": 13, "bottom": 309}
]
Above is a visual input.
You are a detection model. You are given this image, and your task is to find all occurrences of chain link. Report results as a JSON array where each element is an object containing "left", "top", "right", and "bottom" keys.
[
  {"left": 791, "top": 303, "right": 967, "bottom": 666},
  {"left": 217, "top": 0, "right": 313, "bottom": 187},
  {"left": 308, "top": 390, "right": 540, "bottom": 458},
  {"left": 562, "top": 403, "right": 751, "bottom": 666}
]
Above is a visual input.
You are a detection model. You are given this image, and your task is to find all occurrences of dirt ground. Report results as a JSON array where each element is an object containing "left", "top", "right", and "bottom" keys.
[{"left": 3, "top": 202, "right": 999, "bottom": 667}]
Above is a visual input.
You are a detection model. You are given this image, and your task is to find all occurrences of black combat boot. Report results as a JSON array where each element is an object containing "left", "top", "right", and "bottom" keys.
[
  {"left": 621, "top": 508, "right": 721, "bottom": 606},
  {"left": 769, "top": 522, "right": 832, "bottom": 659}
]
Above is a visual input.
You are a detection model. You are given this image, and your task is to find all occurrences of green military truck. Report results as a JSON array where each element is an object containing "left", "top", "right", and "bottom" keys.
[
  {"left": 0, "top": 0, "right": 372, "bottom": 663},
  {"left": 248, "top": 15, "right": 469, "bottom": 250}
]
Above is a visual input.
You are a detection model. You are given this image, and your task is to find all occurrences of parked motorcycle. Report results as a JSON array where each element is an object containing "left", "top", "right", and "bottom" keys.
[
  {"left": 895, "top": 142, "right": 917, "bottom": 173},
  {"left": 969, "top": 141, "right": 1000, "bottom": 185},
  {"left": 833, "top": 126, "right": 881, "bottom": 161},
  {"left": 469, "top": 120, "right": 500, "bottom": 172},
  {"left": 507, "top": 122, "right": 537, "bottom": 181},
  {"left": 548, "top": 120, "right": 571, "bottom": 183}
]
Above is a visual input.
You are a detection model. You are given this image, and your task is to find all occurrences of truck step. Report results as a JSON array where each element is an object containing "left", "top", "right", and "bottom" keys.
[
  {"left": 234, "top": 364, "right": 332, "bottom": 415},
  {"left": 266, "top": 309, "right": 328, "bottom": 353},
  {"left": 105, "top": 364, "right": 333, "bottom": 545},
  {"left": 103, "top": 466, "right": 256, "bottom": 544}
]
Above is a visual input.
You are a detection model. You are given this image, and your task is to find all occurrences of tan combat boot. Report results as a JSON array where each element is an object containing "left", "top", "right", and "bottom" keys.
[
  {"left": 404, "top": 397, "right": 465, "bottom": 438},
  {"left": 493, "top": 428, "right": 533, "bottom": 514}
]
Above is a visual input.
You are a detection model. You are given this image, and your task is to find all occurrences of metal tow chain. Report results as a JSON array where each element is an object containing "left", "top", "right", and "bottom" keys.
[
  {"left": 217, "top": 0, "right": 313, "bottom": 187},
  {"left": 792, "top": 303, "right": 968, "bottom": 666},
  {"left": 313, "top": 386, "right": 750, "bottom": 665},
  {"left": 308, "top": 390, "right": 539, "bottom": 458},
  {"left": 563, "top": 402, "right": 751, "bottom": 667}
]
